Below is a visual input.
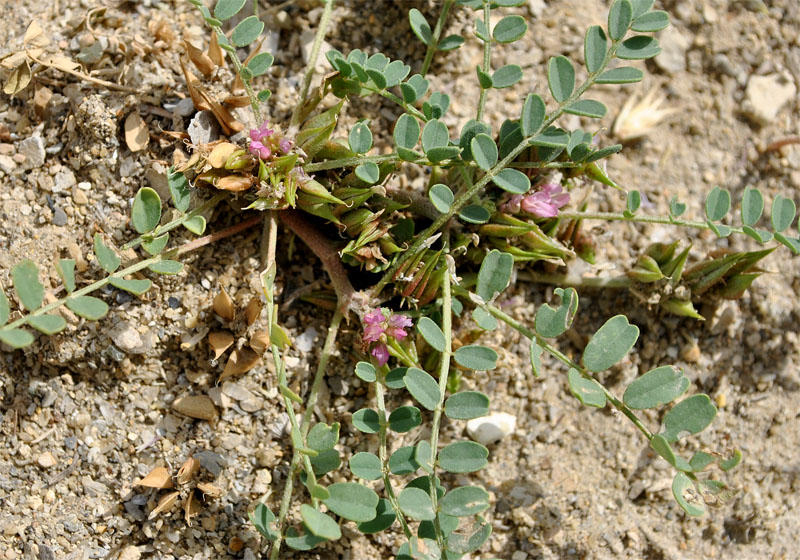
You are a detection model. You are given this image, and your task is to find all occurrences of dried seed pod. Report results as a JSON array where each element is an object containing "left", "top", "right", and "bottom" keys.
[
  {"left": 177, "top": 456, "right": 201, "bottom": 485},
  {"left": 245, "top": 298, "right": 262, "bottom": 326},
  {"left": 220, "top": 347, "right": 260, "bottom": 381},
  {"left": 184, "top": 491, "right": 203, "bottom": 526},
  {"left": 197, "top": 482, "right": 224, "bottom": 498},
  {"left": 249, "top": 329, "right": 270, "bottom": 355},
  {"left": 172, "top": 395, "right": 219, "bottom": 421},
  {"left": 216, "top": 174, "right": 255, "bottom": 191},
  {"left": 135, "top": 466, "right": 174, "bottom": 489},
  {"left": 208, "top": 331, "right": 234, "bottom": 360},
  {"left": 149, "top": 491, "right": 180, "bottom": 520},
  {"left": 213, "top": 287, "right": 236, "bottom": 322},
  {"left": 207, "top": 30, "right": 225, "bottom": 67},
  {"left": 207, "top": 142, "right": 237, "bottom": 168},
  {"left": 184, "top": 39, "right": 214, "bottom": 78}
]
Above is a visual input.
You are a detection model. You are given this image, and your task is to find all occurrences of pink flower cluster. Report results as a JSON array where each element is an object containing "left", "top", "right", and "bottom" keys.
[
  {"left": 362, "top": 308, "right": 413, "bottom": 367},
  {"left": 503, "top": 183, "right": 570, "bottom": 218},
  {"left": 248, "top": 121, "right": 293, "bottom": 161}
]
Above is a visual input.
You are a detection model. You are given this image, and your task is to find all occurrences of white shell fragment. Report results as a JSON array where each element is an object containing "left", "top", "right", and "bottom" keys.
[{"left": 466, "top": 412, "right": 516, "bottom": 445}]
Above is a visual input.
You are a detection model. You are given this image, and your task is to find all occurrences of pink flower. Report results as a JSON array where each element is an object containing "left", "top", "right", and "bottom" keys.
[
  {"left": 279, "top": 138, "right": 292, "bottom": 154},
  {"left": 361, "top": 308, "right": 413, "bottom": 366},
  {"left": 520, "top": 184, "right": 570, "bottom": 218},
  {"left": 249, "top": 140, "right": 271, "bottom": 160}
]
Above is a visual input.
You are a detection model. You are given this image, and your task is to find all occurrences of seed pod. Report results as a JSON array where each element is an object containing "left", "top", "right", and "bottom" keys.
[
  {"left": 661, "top": 298, "right": 704, "bottom": 320},
  {"left": 718, "top": 273, "right": 761, "bottom": 300},
  {"left": 225, "top": 149, "right": 252, "bottom": 170},
  {"left": 207, "top": 142, "right": 237, "bottom": 168},
  {"left": 177, "top": 456, "right": 201, "bottom": 485},
  {"left": 628, "top": 255, "right": 664, "bottom": 283},
  {"left": 149, "top": 491, "right": 180, "bottom": 520},
  {"left": 135, "top": 466, "right": 174, "bottom": 489}
]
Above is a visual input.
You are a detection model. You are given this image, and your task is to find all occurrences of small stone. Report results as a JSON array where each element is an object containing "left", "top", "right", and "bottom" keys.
[
  {"left": 172, "top": 395, "right": 218, "bottom": 421},
  {"left": 53, "top": 169, "right": 76, "bottom": 193},
  {"left": 0, "top": 143, "right": 13, "bottom": 155},
  {"left": 328, "top": 375, "right": 349, "bottom": 396},
  {"left": 37, "top": 452, "right": 57, "bottom": 468},
  {"left": 72, "top": 187, "right": 88, "bottom": 204},
  {"left": 193, "top": 450, "right": 227, "bottom": 477},
  {"left": 174, "top": 98, "right": 195, "bottom": 117},
  {"left": 221, "top": 382, "right": 251, "bottom": 401},
  {"left": 744, "top": 72, "right": 797, "bottom": 125},
  {"left": 52, "top": 207, "right": 68, "bottom": 226},
  {"left": 655, "top": 26, "right": 689, "bottom": 73},
  {"left": 188, "top": 110, "right": 220, "bottom": 145},
  {"left": 110, "top": 322, "right": 143, "bottom": 353},
  {"left": 512, "top": 552, "right": 528, "bottom": 560},
  {"left": 681, "top": 340, "right": 701, "bottom": 363},
  {"left": 118, "top": 545, "right": 141, "bottom": 560},
  {"left": 296, "top": 327, "right": 318, "bottom": 353},
  {"left": 18, "top": 135, "right": 46, "bottom": 169},
  {"left": 466, "top": 412, "right": 516, "bottom": 445},
  {"left": 715, "top": 393, "right": 727, "bottom": 408},
  {"left": 0, "top": 155, "right": 16, "bottom": 174}
]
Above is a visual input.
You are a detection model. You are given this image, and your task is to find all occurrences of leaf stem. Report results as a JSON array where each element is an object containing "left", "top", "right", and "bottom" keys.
[
  {"left": 420, "top": 0, "right": 456, "bottom": 77},
  {"left": 475, "top": 2, "right": 492, "bottom": 121},
  {"left": 558, "top": 210, "right": 735, "bottom": 233},
  {"left": 290, "top": 0, "right": 336, "bottom": 128}
]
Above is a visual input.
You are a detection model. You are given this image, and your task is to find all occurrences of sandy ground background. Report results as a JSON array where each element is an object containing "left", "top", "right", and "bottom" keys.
[{"left": 1, "top": 0, "right": 799, "bottom": 558}]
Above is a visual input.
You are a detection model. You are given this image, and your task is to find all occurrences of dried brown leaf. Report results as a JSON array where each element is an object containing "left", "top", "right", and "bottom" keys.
[
  {"left": 148, "top": 19, "right": 175, "bottom": 45},
  {"left": 196, "top": 482, "right": 224, "bottom": 498},
  {"left": 172, "top": 395, "right": 219, "bottom": 421},
  {"left": 208, "top": 30, "right": 225, "bottom": 68},
  {"left": 184, "top": 491, "right": 203, "bottom": 526},
  {"left": 213, "top": 288, "right": 236, "bottom": 322},
  {"left": 177, "top": 456, "right": 200, "bottom": 485},
  {"left": 220, "top": 347, "right": 260, "bottom": 381},
  {"left": 43, "top": 55, "right": 81, "bottom": 73},
  {"left": 124, "top": 111, "right": 149, "bottom": 152},
  {"left": 221, "top": 94, "right": 252, "bottom": 108},
  {"left": 207, "top": 142, "right": 237, "bottom": 168},
  {"left": 180, "top": 57, "right": 211, "bottom": 113},
  {"left": 3, "top": 61, "right": 32, "bottom": 96},
  {"left": 245, "top": 298, "right": 262, "bottom": 326},
  {"left": 208, "top": 331, "right": 234, "bottom": 360},
  {"left": 184, "top": 40, "right": 215, "bottom": 79},
  {"left": 149, "top": 491, "right": 180, "bottom": 520},
  {"left": 24, "top": 21, "right": 49, "bottom": 49},
  {"left": 249, "top": 329, "right": 270, "bottom": 355},
  {"left": 0, "top": 51, "right": 28, "bottom": 70},
  {"left": 135, "top": 466, "right": 175, "bottom": 489},
  {"left": 216, "top": 175, "right": 254, "bottom": 191}
]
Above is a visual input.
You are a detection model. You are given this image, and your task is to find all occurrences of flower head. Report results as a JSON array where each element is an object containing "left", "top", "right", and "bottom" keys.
[
  {"left": 248, "top": 121, "right": 289, "bottom": 162},
  {"left": 361, "top": 308, "right": 412, "bottom": 367},
  {"left": 503, "top": 183, "right": 570, "bottom": 218}
]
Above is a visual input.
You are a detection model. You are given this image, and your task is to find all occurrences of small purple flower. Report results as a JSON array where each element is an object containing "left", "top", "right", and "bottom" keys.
[
  {"left": 279, "top": 138, "right": 292, "bottom": 154},
  {"left": 520, "top": 183, "right": 570, "bottom": 218},
  {"left": 361, "top": 308, "right": 413, "bottom": 367},
  {"left": 249, "top": 140, "right": 272, "bottom": 161}
]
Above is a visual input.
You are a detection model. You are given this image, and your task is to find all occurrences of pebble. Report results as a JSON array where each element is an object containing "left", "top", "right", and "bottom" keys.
[
  {"left": 18, "top": 135, "right": 46, "bottom": 169},
  {"left": 295, "top": 327, "right": 318, "bottom": 353},
  {"left": 37, "top": 452, "right": 58, "bottom": 468},
  {"left": 52, "top": 207, "right": 68, "bottom": 226},
  {"left": 744, "top": 71, "right": 797, "bottom": 125},
  {"left": 53, "top": 169, "right": 76, "bottom": 193},
  {"left": 466, "top": 412, "right": 516, "bottom": 445},
  {"left": 655, "top": 26, "right": 689, "bottom": 73},
  {"left": 0, "top": 154, "right": 16, "bottom": 174},
  {"left": 110, "top": 322, "right": 143, "bottom": 353},
  {"left": 328, "top": 375, "right": 349, "bottom": 396},
  {"left": 174, "top": 97, "right": 195, "bottom": 117},
  {"left": 188, "top": 111, "right": 221, "bottom": 145}
]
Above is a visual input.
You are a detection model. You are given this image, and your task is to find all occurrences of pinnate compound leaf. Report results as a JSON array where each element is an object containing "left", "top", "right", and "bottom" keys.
[
  {"left": 472, "top": 307, "right": 497, "bottom": 331},
  {"left": 470, "top": 134, "right": 498, "bottom": 170},
  {"left": 56, "top": 259, "right": 76, "bottom": 293},
  {"left": 310, "top": 449, "right": 340, "bottom": 476},
  {"left": 608, "top": 0, "right": 633, "bottom": 41},
  {"left": 409, "top": 9, "right": 432, "bottom": 45},
  {"left": 12, "top": 260, "right": 43, "bottom": 311},
  {"left": 394, "top": 114, "right": 420, "bottom": 150},
  {"left": 183, "top": 215, "right": 206, "bottom": 235},
  {"left": 438, "top": 441, "right": 489, "bottom": 473},
  {"left": 660, "top": 394, "right": 717, "bottom": 442},
  {"left": 672, "top": 472, "right": 706, "bottom": 516},
  {"left": 148, "top": 260, "right": 183, "bottom": 275},
  {"left": 493, "top": 168, "right": 530, "bottom": 194},
  {"left": 705, "top": 186, "right": 731, "bottom": 221},
  {"left": 352, "top": 408, "right": 380, "bottom": 433},
  {"left": 453, "top": 345, "right": 498, "bottom": 371},
  {"left": 624, "top": 365, "right": 689, "bottom": 409},
  {"left": 28, "top": 314, "right": 67, "bottom": 335},
  {"left": 535, "top": 287, "right": 578, "bottom": 338},
  {"left": 307, "top": 422, "right": 340, "bottom": 452},
  {"left": 477, "top": 250, "right": 514, "bottom": 301},
  {"left": 232, "top": 16, "right": 264, "bottom": 47},
  {"left": 771, "top": 195, "right": 796, "bottom": 233},
  {"left": 109, "top": 278, "right": 152, "bottom": 296},
  {"left": 388, "top": 405, "right": 422, "bottom": 432},
  {"left": 595, "top": 66, "right": 643, "bottom": 84},
  {"left": 444, "top": 391, "right": 490, "bottom": 420},
  {"left": 547, "top": 56, "right": 575, "bottom": 103},
  {"left": 168, "top": 167, "right": 191, "bottom": 212},
  {"left": 323, "top": 482, "right": 378, "bottom": 522},
  {"left": 132, "top": 187, "right": 162, "bottom": 234},
  {"left": 775, "top": 232, "right": 800, "bottom": 254},
  {"left": 520, "top": 93, "right": 545, "bottom": 136},
  {"left": 214, "top": 0, "right": 246, "bottom": 20},
  {"left": 741, "top": 188, "right": 764, "bottom": 227},
  {"left": 439, "top": 486, "right": 490, "bottom": 517},
  {"left": 583, "top": 315, "right": 639, "bottom": 372},
  {"left": 401, "top": 74, "right": 429, "bottom": 103},
  {"left": 349, "top": 452, "right": 382, "bottom": 480},
  {"left": 93, "top": 234, "right": 120, "bottom": 273},
  {"left": 247, "top": 52, "right": 274, "bottom": 77},
  {"left": 0, "top": 329, "right": 35, "bottom": 349},
  {"left": 398, "top": 487, "right": 435, "bottom": 521},
  {"left": 417, "top": 317, "right": 445, "bottom": 352},
  {"left": 428, "top": 184, "right": 454, "bottom": 213},
  {"left": 0, "top": 290, "right": 8, "bottom": 326},
  {"left": 349, "top": 121, "right": 373, "bottom": 154},
  {"left": 567, "top": 368, "right": 606, "bottom": 407},
  {"left": 529, "top": 339, "right": 543, "bottom": 377},
  {"left": 564, "top": 99, "right": 607, "bottom": 118},
  {"left": 284, "top": 528, "right": 326, "bottom": 551},
  {"left": 650, "top": 433, "right": 691, "bottom": 471},
  {"left": 616, "top": 36, "right": 660, "bottom": 59},
  {"left": 357, "top": 498, "right": 396, "bottom": 534},
  {"left": 403, "top": 368, "right": 441, "bottom": 411},
  {"left": 66, "top": 296, "right": 108, "bottom": 320},
  {"left": 300, "top": 504, "right": 341, "bottom": 541},
  {"left": 384, "top": 60, "right": 411, "bottom": 87},
  {"left": 355, "top": 361, "right": 377, "bottom": 382},
  {"left": 492, "top": 15, "right": 527, "bottom": 43},
  {"left": 584, "top": 26, "right": 607, "bottom": 73},
  {"left": 631, "top": 10, "right": 670, "bottom": 32},
  {"left": 491, "top": 65, "right": 522, "bottom": 88},
  {"left": 720, "top": 449, "right": 743, "bottom": 471}
]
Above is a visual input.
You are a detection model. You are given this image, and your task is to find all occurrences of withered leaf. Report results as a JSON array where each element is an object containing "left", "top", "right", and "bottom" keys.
[
  {"left": 173, "top": 395, "right": 218, "bottom": 421},
  {"left": 3, "top": 61, "right": 32, "bottom": 96},
  {"left": 208, "top": 30, "right": 225, "bottom": 68},
  {"left": 196, "top": 482, "right": 224, "bottom": 498},
  {"left": 184, "top": 40, "right": 215, "bottom": 79},
  {"left": 149, "top": 491, "right": 180, "bottom": 520},
  {"left": 134, "top": 466, "right": 174, "bottom": 489},
  {"left": 124, "top": 111, "right": 149, "bottom": 152},
  {"left": 212, "top": 287, "right": 235, "bottom": 322},
  {"left": 220, "top": 347, "right": 260, "bottom": 381},
  {"left": 208, "top": 331, "right": 234, "bottom": 360},
  {"left": 177, "top": 456, "right": 200, "bottom": 485},
  {"left": 249, "top": 329, "right": 270, "bottom": 355},
  {"left": 184, "top": 491, "right": 203, "bottom": 526},
  {"left": 245, "top": 298, "right": 262, "bottom": 326}
]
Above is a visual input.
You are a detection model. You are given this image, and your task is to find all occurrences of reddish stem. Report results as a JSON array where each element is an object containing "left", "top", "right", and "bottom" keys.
[{"left": 176, "top": 214, "right": 264, "bottom": 256}]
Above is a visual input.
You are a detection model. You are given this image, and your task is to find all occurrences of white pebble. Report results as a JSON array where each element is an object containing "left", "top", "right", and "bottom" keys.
[{"left": 466, "top": 412, "right": 516, "bottom": 445}]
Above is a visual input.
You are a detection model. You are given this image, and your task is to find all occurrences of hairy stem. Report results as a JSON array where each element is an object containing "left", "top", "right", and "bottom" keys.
[
  {"left": 475, "top": 2, "right": 492, "bottom": 121},
  {"left": 420, "top": 0, "right": 456, "bottom": 77},
  {"left": 557, "top": 210, "right": 736, "bottom": 233}
]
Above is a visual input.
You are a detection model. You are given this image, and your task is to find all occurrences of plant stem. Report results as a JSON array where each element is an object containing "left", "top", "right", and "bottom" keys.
[
  {"left": 123, "top": 192, "right": 228, "bottom": 250},
  {"left": 290, "top": 0, "right": 336, "bottom": 128},
  {"left": 475, "top": 2, "right": 492, "bottom": 121},
  {"left": 557, "top": 211, "right": 727, "bottom": 232},
  {"left": 303, "top": 153, "right": 399, "bottom": 173},
  {"left": 518, "top": 270, "right": 630, "bottom": 289},
  {"left": 420, "top": 0, "right": 456, "bottom": 77},
  {"left": 299, "top": 310, "right": 343, "bottom": 437},
  {"left": 428, "top": 251, "right": 452, "bottom": 549}
]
